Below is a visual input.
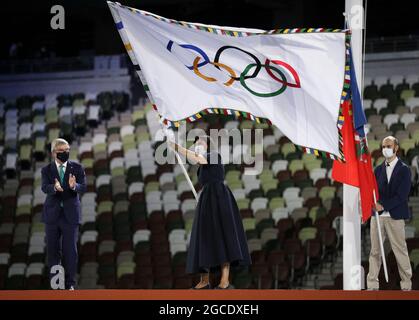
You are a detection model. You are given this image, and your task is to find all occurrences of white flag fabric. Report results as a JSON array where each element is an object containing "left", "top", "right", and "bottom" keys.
[{"left": 108, "top": 2, "right": 349, "bottom": 159}]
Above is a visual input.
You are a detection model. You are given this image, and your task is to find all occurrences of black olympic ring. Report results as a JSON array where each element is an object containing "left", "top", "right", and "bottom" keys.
[{"left": 213, "top": 46, "right": 262, "bottom": 81}]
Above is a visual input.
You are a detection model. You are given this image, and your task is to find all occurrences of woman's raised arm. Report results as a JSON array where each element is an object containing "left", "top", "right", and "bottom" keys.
[{"left": 167, "top": 140, "right": 207, "bottom": 164}]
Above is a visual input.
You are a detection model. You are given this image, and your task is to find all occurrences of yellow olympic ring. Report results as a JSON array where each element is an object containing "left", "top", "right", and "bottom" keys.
[{"left": 192, "top": 57, "right": 237, "bottom": 87}]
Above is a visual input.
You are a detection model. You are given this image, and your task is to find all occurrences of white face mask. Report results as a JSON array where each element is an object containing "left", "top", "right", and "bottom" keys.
[
  {"left": 194, "top": 145, "right": 206, "bottom": 155},
  {"left": 382, "top": 147, "right": 394, "bottom": 159}
]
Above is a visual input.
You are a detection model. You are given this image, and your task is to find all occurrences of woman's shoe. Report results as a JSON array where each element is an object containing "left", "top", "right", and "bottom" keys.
[
  {"left": 191, "top": 283, "right": 211, "bottom": 289},
  {"left": 214, "top": 284, "right": 232, "bottom": 289}
]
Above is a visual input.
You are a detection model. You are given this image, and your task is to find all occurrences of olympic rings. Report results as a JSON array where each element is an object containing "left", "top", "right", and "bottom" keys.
[
  {"left": 193, "top": 57, "right": 236, "bottom": 87},
  {"left": 166, "top": 40, "right": 301, "bottom": 97}
]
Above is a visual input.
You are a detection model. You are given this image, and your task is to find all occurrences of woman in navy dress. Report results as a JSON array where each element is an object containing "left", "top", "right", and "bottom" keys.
[{"left": 168, "top": 136, "right": 251, "bottom": 289}]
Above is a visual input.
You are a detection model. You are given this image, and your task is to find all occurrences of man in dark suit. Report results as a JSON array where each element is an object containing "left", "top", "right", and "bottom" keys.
[
  {"left": 367, "top": 136, "right": 412, "bottom": 291},
  {"left": 41, "top": 138, "right": 86, "bottom": 290}
]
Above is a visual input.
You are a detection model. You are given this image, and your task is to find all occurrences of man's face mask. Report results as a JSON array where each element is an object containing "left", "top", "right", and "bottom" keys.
[
  {"left": 56, "top": 151, "right": 70, "bottom": 163},
  {"left": 382, "top": 147, "right": 395, "bottom": 159}
]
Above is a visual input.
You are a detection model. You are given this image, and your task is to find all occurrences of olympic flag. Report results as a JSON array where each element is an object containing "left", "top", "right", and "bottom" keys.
[{"left": 108, "top": 1, "right": 348, "bottom": 159}]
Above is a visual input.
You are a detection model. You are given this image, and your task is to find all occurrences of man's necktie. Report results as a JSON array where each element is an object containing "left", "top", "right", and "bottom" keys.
[
  {"left": 59, "top": 165, "right": 65, "bottom": 184},
  {"left": 59, "top": 165, "right": 65, "bottom": 207}
]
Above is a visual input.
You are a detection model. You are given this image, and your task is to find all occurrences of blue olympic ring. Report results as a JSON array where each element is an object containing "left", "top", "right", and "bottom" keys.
[{"left": 167, "top": 40, "right": 210, "bottom": 70}]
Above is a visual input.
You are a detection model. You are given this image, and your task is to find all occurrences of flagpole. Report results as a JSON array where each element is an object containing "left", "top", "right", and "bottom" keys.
[
  {"left": 171, "top": 143, "right": 199, "bottom": 201},
  {"left": 345, "top": 0, "right": 389, "bottom": 284},
  {"left": 344, "top": 0, "right": 388, "bottom": 289},
  {"left": 343, "top": 0, "right": 363, "bottom": 290},
  {"left": 372, "top": 190, "right": 389, "bottom": 282}
]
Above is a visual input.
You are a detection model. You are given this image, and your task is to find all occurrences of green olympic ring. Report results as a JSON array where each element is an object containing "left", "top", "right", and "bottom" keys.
[{"left": 240, "top": 63, "right": 287, "bottom": 97}]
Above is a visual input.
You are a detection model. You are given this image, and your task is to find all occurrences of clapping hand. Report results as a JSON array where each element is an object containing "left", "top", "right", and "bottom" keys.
[
  {"left": 54, "top": 178, "right": 64, "bottom": 192},
  {"left": 69, "top": 174, "right": 77, "bottom": 190}
]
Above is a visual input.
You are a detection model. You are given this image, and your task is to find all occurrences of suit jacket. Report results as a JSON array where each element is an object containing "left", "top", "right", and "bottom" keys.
[
  {"left": 374, "top": 158, "right": 411, "bottom": 220},
  {"left": 41, "top": 160, "right": 87, "bottom": 225}
]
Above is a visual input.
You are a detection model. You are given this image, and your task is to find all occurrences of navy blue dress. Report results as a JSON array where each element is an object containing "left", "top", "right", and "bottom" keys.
[{"left": 186, "top": 151, "right": 252, "bottom": 274}]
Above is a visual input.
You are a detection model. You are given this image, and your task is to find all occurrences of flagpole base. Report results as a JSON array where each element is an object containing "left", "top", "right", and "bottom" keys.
[{"left": 343, "top": 184, "right": 363, "bottom": 290}]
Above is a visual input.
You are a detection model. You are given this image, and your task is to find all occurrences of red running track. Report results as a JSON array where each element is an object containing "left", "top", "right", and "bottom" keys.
[{"left": 0, "top": 289, "right": 418, "bottom": 300}]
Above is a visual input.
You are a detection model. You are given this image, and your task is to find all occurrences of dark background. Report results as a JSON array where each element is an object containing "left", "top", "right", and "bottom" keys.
[{"left": 1, "top": 0, "right": 419, "bottom": 59}]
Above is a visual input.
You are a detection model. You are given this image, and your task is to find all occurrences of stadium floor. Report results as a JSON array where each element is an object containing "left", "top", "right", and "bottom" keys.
[{"left": 0, "top": 290, "right": 418, "bottom": 300}]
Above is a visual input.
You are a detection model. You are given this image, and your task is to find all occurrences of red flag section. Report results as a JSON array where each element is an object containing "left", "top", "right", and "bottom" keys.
[
  {"left": 331, "top": 101, "right": 359, "bottom": 187},
  {"left": 358, "top": 151, "right": 379, "bottom": 222},
  {"left": 332, "top": 100, "right": 378, "bottom": 222}
]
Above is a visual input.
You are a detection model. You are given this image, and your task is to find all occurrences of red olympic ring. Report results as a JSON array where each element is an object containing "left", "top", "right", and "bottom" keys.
[{"left": 265, "top": 59, "right": 301, "bottom": 88}]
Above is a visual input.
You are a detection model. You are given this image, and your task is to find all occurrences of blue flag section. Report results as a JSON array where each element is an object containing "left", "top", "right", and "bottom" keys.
[{"left": 349, "top": 48, "right": 368, "bottom": 138}]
